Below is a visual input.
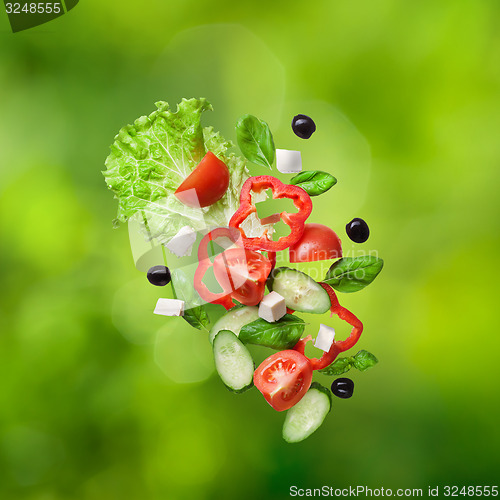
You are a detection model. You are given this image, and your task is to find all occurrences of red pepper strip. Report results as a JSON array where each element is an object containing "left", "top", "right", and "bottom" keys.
[
  {"left": 286, "top": 307, "right": 295, "bottom": 315},
  {"left": 293, "top": 282, "right": 363, "bottom": 370},
  {"left": 229, "top": 176, "right": 312, "bottom": 252},
  {"left": 193, "top": 227, "right": 241, "bottom": 310},
  {"left": 267, "top": 251, "right": 276, "bottom": 271}
]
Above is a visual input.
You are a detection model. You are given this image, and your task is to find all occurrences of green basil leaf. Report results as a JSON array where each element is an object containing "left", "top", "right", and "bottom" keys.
[
  {"left": 323, "top": 256, "right": 384, "bottom": 293},
  {"left": 239, "top": 314, "right": 305, "bottom": 349},
  {"left": 236, "top": 114, "right": 275, "bottom": 169},
  {"left": 290, "top": 170, "right": 337, "bottom": 196},
  {"left": 318, "top": 357, "right": 354, "bottom": 376},
  {"left": 182, "top": 305, "right": 210, "bottom": 331},
  {"left": 171, "top": 268, "right": 210, "bottom": 330},
  {"left": 352, "top": 350, "right": 379, "bottom": 371},
  {"left": 318, "top": 350, "right": 378, "bottom": 375}
]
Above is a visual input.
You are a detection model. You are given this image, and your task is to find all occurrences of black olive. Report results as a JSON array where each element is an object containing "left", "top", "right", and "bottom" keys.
[
  {"left": 291, "top": 114, "right": 316, "bottom": 139},
  {"left": 331, "top": 378, "right": 354, "bottom": 399},
  {"left": 346, "top": 218, "right": 370, "bottom": 243},
  {"left": 147, "top": 265, "right": 171, "bottom": 286}
]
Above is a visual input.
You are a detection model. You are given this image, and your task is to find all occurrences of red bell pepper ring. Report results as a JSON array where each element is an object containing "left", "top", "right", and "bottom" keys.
[
  {"left": 293, "top": 282, "right": 363, "bottom": 370},
  {"left": 193, "top": 227, "right": 241, "bottom": 310},
  {"left": 229, "top": 176, "right": 312, "bottom": 252}
]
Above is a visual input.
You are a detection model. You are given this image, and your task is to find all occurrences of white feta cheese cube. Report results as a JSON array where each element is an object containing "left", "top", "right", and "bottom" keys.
[
  {"left": 165, "top": 226, "right": 197, "bottom": 258},
  {"left": 276, "top": 149, "right": 302, "bottom": 174},
  {"left": 258, "top": 291, "right": 286, "bottom": 323},
  {"left": 154, "top": 298, "right": 185, "bottom": 316},
  {"left": 314, "top": 324, "right": 336, "bottom": 352}
]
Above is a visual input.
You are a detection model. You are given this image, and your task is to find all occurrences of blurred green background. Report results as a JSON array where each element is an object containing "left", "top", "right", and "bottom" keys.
[{"left": 1, "top": 1, "right": 500, "bottom": 499}]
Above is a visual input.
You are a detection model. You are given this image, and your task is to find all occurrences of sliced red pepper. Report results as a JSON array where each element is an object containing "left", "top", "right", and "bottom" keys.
[
  {"left": 193, "top": 227, "right": 241, "bottom": 310},
  {"left": 293, "top": 282, "right": 363, "bottom": 370},
  {"left": 229, "top": 176, "right": 312, "bottom": 252}
]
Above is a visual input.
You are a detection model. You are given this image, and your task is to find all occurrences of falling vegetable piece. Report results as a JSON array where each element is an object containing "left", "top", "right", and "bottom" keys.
[
  {"left": 293, "top": 283, "right": 363, "bottom": 370},
  {"left": 291, "top": 114, "right": 316, "bottom": 139},
  {"left": 253, "top": 349, "right": 313, "bottom": 411},
  {"left": 346, "top": 218, "right": 370, "bottom": 243},
  {"left": 323, "top": 256, "right": 384, "bottom": 293},
  {"left": 147, "top": 265, "right": 171, "bottom": 286},
  {"left": 235, "top": 114, "right": 275, "bottom": 169},
  {"left": 229, "top": 176, "right": 312, "bottom": 251},
  {"left": 290, "top": 170, "right": 337, "bottom": 197},
  {"left": 174, "top": 151, "right": 230, "bottom": 208},
  {"left": 330, "top": 378, "right": 354, "bottom": 399},
  {"left": 319, "top": 350, "right": 379, "bottom": 376},
  {"left": 289, "top": 223, "right": 342, "bottom": 263}
]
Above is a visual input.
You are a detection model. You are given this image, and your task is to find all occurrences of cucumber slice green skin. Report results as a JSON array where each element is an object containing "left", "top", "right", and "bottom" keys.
[
  {"left": 213, "top": 330, "right": 255, "bottom": 394},
  {"left": 282, "top": 382, "right": 332, "bottom": 443},
  {"left": 270, "top": 267, "right": 331, "bottom": 314},
  {"left": 209, "top": 305, "right": 260, "bottom": 344}
]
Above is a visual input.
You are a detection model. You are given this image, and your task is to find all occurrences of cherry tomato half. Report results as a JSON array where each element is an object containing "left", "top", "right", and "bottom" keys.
[
  {"left": 175, "top": 151, "right": 229, "bottom": 208},
  {"left": 213, "top": 248, "right": 272, "bottom": 306},
  {"left": 254, "top": 350, "right": 313, "bottom": 411},
  {"left": 289, "top": 223, "right": 342, "bottom": 263}
]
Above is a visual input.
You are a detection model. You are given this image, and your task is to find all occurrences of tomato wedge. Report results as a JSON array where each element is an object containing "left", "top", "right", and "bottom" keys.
[
  {"left": 175, "top": 151, "right": 229, "bottom": 208},
  {"left": 254, "top": 350, "right": 313, "bottom": 411},
  {"left": 213, "top": 247, "right": 271, "bottom": 306}
]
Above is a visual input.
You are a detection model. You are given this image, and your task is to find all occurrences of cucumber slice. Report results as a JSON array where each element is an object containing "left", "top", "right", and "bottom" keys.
[
  {"left": 209, "top": 305, "right": 260, "bottom": 344},
  {"left": 269, "top": 267, "right": 330, "bottom": 314},
  {"left": 282, "top": 382, "right": 332, "bottom": 443},
  {"left": 213, "top": 330, "right": 254, "bottom": 393}
]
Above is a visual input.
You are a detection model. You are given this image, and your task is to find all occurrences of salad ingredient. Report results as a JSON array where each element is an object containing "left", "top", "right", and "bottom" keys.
[
  {"left": 331, "top": 378, "right": 354, "bottom": 399},
  {"left": 147, "top": 265, "right": 171, "bottom": 286},
  {"left": 254, "top": 349, "right": 313, "bottom": 411},
  {"left": 229, "top": 176, "right": 312, "bottom": 252},
  {"left": 213, "top": 247, "right": 272, "bottom": 306},
  {"left": 258, "top": 291, "right": 286, "bottom": 323},
  {"left": 209, "top": 305, "right": 260, "bottom": 344},
  {"left": 323, "top": 256, "right": 384, "bottom": 293},
  {"left": 346, "top": 218, "right": 370, "bottom": 243},
  {"left": 103, "top": 99, "right": 252, "bottom": 244},
  {"left": 282, "top": 382, "right": 331, "bottom": 443},
  {"left": 174, "top": 151, "right": 230, "bottom": 208},
  {"left": 269, "top": 268, "right": 330, "bottom": 314},
  {"left": 236, "top": 114, "right": 275, "bottom": 169},
  {"left": 293, "top": 283, "right": 363, "bottom": 370},
  {"left": 314, "top": 324, "right": 336, "bottom": 352},
  {"left": 276, "top": 149, "right": 302, "bottom": 174},
  {"left": 194, "top": 227, "right": 241, "bottom": 310},
  {"left": 213, "top": 330, "right": 254, "bottom": 393},
  {"left": 319, "top": 350, "right": 378, "bottom": 376},
  {"left": 289, "top": 170, "right": 337, "bottom": 197},
  {"left": 154, "top": 298, "right": 184, "bottom": 316},
  {"left": 239, "top": 314, "right": 305, "bottom": 350},
  {"left": 165, "top": 225, "right": 197, "bottom": 257},
  {"left": 170, "top": 268, "right": 210, "bottom": 330},
  {"left": 289, "top": 223, "right": 342, "bottom": 263},
  {"left": 291, "top": 114, "right": 316, "bottom": 139}
]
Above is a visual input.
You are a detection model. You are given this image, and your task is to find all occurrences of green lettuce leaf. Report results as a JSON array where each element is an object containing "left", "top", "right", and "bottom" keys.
[{"left": 103, "top": 98, "right": 251, "bottom": 242}]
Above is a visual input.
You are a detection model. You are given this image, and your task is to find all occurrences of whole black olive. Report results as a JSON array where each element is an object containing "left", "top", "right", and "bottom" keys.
[
  {"left": 346, "top": 218, "right": 370, "bottom": 243},
  {"left": 147, "top": 265, "right": 171, "bottom": 286},
  {"left": 291, "top": 114, "right": 316, "bottom": 139},
  {"left": 331, "top": 378, "right": 354, "bottom": 399}
]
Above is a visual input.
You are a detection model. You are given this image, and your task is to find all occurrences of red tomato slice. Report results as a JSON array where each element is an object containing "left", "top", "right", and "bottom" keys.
[
  {"left": 213, "top": 248, "right": 272, "bottom": 306},
  {"left": 254, "top": 350, "right": 313, "bottom": 411},
  {"left": 289, "top": 223, "right": 342, "bottom": 263},
  {"left": 175, "top": 151, "right": 230, "bottom": 208}
]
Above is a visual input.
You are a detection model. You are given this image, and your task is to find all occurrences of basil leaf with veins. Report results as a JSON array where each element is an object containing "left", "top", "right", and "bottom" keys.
[
  {"left": 323, "top": 256, "right": 384, "bottom": 293},
  {"left": 235, "top": 114, "right": 275, "bottom": 169},
  {"left": 290, "top": 170, "right": 337, "bottom": 196}
]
